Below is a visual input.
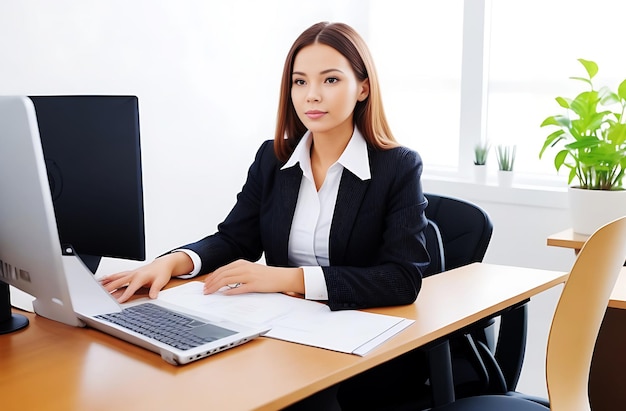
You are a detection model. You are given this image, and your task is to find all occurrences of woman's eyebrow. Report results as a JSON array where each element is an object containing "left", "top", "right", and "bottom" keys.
[{"left": 292, "top": 68, "right": 345, "bottom": 76}]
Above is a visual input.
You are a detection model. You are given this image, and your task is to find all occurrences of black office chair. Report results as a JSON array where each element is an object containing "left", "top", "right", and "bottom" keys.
[
  {"left": 422, "top": 193, "right": 492, "bottom": 276},
  {"left": 424, "top": 195, "right": 497, "bottom": 392},
  {"left": 338, "top": 194, "right": 495, "bottom": 411},
  {"left": 403, "top": 194, "right": 533, "bottom": 411},
  {"left": 339, "top": 194, "right": 525, "bottom": 411}
]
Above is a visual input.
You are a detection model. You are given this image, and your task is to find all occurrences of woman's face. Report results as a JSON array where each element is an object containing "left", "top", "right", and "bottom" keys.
[{"left": 291, "top": 43, "right": 369, "bottom": 139}]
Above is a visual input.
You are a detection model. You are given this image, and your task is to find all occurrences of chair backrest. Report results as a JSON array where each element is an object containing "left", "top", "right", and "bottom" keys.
[
  {"left": 546, "top": 216, "right": 626, "bottom": 411},
  {"left": 424, "top": 218, "right": 445, "bottom": 275},
  {"left": 423, "top": 193, "right": 493, "bottom": 276}
]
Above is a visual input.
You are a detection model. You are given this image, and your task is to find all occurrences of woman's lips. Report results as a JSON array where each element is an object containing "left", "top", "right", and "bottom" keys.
[{"left": 305, "top": 110, "right": 326, "bottom": 119}]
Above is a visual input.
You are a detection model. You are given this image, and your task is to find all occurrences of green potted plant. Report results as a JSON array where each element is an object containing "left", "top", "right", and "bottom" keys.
[
  {"left": 473, "top": 140, "right": 490, "bottom": 183},
  {"left": 474, "top": 140, "right": 491, "bottom": 166},
  {"left": 539, "top": 58, "right": 626, "bottom": 234},
  {"left": 496, "top": 144, "right": 516, "bottom": 186}
]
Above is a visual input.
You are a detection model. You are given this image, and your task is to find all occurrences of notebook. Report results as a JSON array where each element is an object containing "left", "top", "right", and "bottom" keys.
[{"left": 0, "top": 95, "right": 269, "bottom": 365}]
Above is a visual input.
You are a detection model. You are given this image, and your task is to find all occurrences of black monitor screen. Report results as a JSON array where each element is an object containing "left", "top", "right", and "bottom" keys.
[{"left": 29, "top": 95, "right": 145, "bottom": 273}]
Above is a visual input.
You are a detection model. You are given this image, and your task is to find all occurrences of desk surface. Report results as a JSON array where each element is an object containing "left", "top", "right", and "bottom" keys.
[
  {"left": 0, "top": 263, "right": 566, "bottom": 411},
  {"left": 546, "top": 228, "right": 588, "bottom": 251},
  {"left": 547, "top": 229, "right": 626, "bottom": 309}
]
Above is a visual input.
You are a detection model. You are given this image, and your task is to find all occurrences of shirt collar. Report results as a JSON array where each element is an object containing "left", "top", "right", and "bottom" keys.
[
  {"left": 282, "top": 130, "right": 313, "bottom": 171},
  {"left": 281, "top": 128, "right": 371, "bottom": 181}
]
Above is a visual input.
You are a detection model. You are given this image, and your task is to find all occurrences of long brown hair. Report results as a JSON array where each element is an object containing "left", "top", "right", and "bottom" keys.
[{"left": 273, "top": 22, "right": 398, "bottom": 162}]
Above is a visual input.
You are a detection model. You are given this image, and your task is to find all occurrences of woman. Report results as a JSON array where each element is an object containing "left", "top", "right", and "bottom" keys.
[
  {"left": 101, "top": 22, "right": 430, "bottom": 311},
  {"left": 101, "top": 20, "right": 431, "bottom": 410}
]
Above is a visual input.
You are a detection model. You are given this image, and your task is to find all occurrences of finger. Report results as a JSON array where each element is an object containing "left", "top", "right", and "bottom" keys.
[
  {"left": 100, "top": 271, "right": 132, "bottom": 286},
  {"left": 148, "top": 277, "right": 169, "bottom": 299},
  {"left": 221, "top": 284, "right": 249, "bottom": 296},
  {"left": 148, "top": 286, "right": 160, "bottom": 300},
  {"left": 116, "top": 280, "right": 146, "bottom": 303},
  {"left": 203, "top": 266, "right": 239, "bottom": 291},
  {"left": 204, "top": 276, "right": 244, "bottom": 294},
  {"left": 117, "top": 287, "right": 135, "bottom": 303},
  {"left": 203, "top": 279, "right": 225, "bottom": 294},
  {"left": 99, "top": 276, "right": 119, "bottom": 286},
  {"left": 202, "top": 274, "right": 218, "bottom": 292},
  {"left": 99, "top": 272, "right": 129, "bottom": 284},
  {"left": 101, "top": 277, "right": 130, "bottom": 293}
]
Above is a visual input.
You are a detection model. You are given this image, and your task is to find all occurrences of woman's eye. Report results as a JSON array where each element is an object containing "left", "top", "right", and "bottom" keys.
[
  {"left": 325, "top": 77, "right": 339, "bottom": 84},
  {"left": 293, "top": 79, "right": 306, "bottom": 86}
]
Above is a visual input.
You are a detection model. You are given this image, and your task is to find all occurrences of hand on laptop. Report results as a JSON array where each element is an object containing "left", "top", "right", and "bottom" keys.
[
  {"left": 203, "top": 259, "right": 305, "bottom": 297},
  {"left": 100, "top": 252, "right": 194, "bottom": 303}
]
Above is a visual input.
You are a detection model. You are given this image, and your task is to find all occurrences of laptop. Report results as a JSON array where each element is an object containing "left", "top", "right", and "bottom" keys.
[
  {"left": 0, "top": 95, "right": 270, "bottom": 365},
  {"left": 79, "top": 292, "right": 271, "bottom": 365}
]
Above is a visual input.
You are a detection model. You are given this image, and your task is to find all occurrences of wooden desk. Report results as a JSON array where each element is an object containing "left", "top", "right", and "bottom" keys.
[
  {"left": 547, "top": 229, "right": 626, "bottom": 308},
  {"left": 547, "top": 229, "right": 626, "bottom": 411},
  {"left": 546, "top": 228, "right": 587, "bottom": 252},
  {"left": 0, "top": 263, "right": 566, "bottom": 411}
]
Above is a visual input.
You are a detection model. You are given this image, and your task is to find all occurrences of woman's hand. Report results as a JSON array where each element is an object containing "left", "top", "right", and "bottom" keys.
[
  {"left": 203, "top": 259, "right": 305, "bottom": 296},
  {"left": 100, "top": 252, "right": 193, "bottom": 303}
]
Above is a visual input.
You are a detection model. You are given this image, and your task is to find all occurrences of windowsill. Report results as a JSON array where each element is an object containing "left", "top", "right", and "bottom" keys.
[{"left": 422, "top": 174, "right": 569, "bottom": 209}]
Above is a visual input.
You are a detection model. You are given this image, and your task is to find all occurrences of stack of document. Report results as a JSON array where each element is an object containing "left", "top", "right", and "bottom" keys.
[{"left": 157, "top": 281, "right": 413, "bottom": 356}]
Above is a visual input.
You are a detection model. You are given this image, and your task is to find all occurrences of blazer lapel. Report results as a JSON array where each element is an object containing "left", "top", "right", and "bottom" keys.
[
  {"left": 274, "top": 165, "right": 302, "bottom": 264},
  {"left": 330, "top": 169, "right": 369, "bottom": 263}
]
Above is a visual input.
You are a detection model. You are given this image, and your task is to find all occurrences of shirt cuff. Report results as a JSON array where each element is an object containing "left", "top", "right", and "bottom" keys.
[
  {"left": 171, "top": 249, "right": 201, "bottom": 279},
  {"left": 303, "top": 266, "right": 328, "bottom": 300}
]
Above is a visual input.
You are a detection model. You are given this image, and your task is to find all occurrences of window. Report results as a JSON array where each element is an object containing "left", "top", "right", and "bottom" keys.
[
  {"left": 370, "top": 0, "right": 626, "bottom": 187},
  {"left": 487, "top": 0, "right": 626, "bottom": 180},
  {"left": 369, "top": 0, "right": 464, "bottom": 171}
]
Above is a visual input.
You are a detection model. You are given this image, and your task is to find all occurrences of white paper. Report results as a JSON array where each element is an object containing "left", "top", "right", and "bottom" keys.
[{"left": 157, "top": 281, "right": 413, "bottom": 356}]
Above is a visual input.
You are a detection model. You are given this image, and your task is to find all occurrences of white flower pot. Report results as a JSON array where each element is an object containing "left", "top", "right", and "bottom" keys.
[
  {"left": 497, "top": 170, "right": 514, "bottom": 187},
  {"left": 474, "top": 165, "right": 487, "bottom": 184},
  {"left": 569, "top": 187, "right": 626, "bottom": 235}
]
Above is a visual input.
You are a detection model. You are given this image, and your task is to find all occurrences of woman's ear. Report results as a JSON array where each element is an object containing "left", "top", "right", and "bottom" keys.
[{"left": 358, "top": 79, "right": 370, "bottom": 102}]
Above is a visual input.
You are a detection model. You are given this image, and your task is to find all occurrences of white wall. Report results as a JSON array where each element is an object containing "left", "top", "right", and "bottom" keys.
[
  {"left": 1, "top": 0, "right": 575, "bottom": 401},
  {"left": 0, "top": 0, "right": 369, "bottom": 272}
]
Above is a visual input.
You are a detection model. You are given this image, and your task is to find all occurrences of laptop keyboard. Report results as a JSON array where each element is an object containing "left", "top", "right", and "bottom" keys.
[{"left": 95, "top": 303, "right": 236, "bottom": 351}]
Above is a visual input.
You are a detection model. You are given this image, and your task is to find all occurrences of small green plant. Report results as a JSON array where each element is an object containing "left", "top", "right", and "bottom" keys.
[
  {"left": 539, "top": 58, "right": 626, "bottom": 190},
  {"left": 474, "top": 141, "right": 491, "bottom": 165},
  {"left": 496, "top": 144, "right": 516, "bottom": 171}
]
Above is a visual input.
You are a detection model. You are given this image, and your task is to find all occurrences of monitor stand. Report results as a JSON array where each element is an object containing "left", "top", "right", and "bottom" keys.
[{"left": 0, "top": 281, "right": 29, "bottom": 334}]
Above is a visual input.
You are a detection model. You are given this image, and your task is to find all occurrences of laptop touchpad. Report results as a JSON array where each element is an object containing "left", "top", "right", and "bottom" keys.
[{"left": 190, "top": 323, "right": 237, "bottom": 340}]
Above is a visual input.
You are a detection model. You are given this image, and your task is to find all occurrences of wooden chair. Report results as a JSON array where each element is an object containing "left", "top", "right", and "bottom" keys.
[{"left": 430, "top": 216, "right": 626, "bottom": 411}]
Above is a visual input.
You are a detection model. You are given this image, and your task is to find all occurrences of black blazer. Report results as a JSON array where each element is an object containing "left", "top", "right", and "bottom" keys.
[{"left": 182, "top": 140, "right": 429, "bottom": 310}]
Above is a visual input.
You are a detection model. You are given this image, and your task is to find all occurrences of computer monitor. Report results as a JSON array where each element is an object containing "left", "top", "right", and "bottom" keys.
[
  {"left": 0, "top": 95, "right": 145, "bottom": 334},
  {"left": 30, "top": 95, "right": 145, "bottom": 273}
]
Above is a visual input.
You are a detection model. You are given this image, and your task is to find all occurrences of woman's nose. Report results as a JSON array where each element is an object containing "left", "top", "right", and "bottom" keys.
[{"left": 306, "top": 85, "right": 321, "bottom": 102}]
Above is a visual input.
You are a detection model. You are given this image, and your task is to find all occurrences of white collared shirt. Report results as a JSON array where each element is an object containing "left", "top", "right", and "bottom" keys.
[
  {"left": 178, "top": 128, "right": 372, "bottom": 300},
  {"left": 281, "top": 128, "right": 371, "bottom": 300}
]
